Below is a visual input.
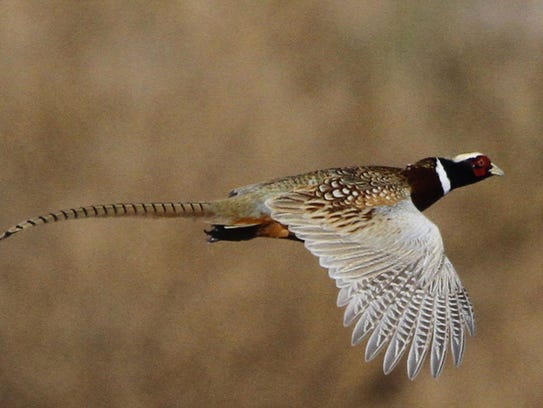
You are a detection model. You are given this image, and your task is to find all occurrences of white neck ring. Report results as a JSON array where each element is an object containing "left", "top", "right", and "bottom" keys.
[{"left": 435, "top": 159, "right": 451, "bottom": 195}]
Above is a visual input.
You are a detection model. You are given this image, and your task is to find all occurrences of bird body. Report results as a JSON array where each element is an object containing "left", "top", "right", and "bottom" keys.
[{"left": 0, "top": 152, "right": 503, "bottom": 379}]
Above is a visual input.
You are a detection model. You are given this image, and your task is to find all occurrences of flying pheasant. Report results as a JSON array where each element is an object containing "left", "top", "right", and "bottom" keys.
[{"left": 0, "top": 152, "right": 504, "bottom": 379}]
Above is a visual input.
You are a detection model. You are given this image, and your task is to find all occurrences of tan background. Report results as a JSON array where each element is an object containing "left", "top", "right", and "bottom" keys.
[{"left": 0, "top": 2, "right": 541, "bottom": 407}]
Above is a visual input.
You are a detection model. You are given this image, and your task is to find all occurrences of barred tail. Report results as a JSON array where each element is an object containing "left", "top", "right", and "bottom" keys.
[{"left": 0, "top": 201, "right": 214, "bottom": 241}]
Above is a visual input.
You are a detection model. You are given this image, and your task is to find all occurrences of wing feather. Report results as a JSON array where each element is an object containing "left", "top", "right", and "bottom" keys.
[
  {"left": 383, "top": 287, "right": 425, "bottom": 374},
  {"left": 407, "top": 293, "right": 435, "bottom": 379},
  {"left": 365, "top": 275, "right": 417, "bottom": 361},
  {"left": 430, "top": 294, "right": 449, "bottom": 377},
  {"left": 266, "top": 188, "right": 475, "bottom": 379},
  {"left": 458, "top": 289, "right": 475, "bottom": 336},
  {"left": 448, "top": 293, "right": 466, "bottom": 366}
]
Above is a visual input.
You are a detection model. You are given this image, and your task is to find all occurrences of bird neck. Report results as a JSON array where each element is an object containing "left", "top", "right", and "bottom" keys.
[{"left": 402, "top": 158, "right": 450, "bottom": 211}]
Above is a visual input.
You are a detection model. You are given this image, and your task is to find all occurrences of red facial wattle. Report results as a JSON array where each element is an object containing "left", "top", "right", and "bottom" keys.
[{"left": 472, "top": 156, "right": 491, "bottom": 178}]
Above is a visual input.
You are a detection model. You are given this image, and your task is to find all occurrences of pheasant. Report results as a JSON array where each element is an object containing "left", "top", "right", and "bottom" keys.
[{"left": 0, "top": 152, "right": 503, "bottom": 379}]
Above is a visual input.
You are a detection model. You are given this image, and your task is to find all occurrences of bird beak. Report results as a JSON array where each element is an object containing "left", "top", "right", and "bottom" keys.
[{"left": 489, "top": 164, "right": 504, "bottom": 176}]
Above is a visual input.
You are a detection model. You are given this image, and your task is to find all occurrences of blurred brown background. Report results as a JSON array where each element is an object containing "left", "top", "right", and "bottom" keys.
[{"left": 0, "top": 2, "right": 541, "bottom": 407}]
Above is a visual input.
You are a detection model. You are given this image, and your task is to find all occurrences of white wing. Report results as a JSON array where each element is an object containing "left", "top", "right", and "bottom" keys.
[{"left": 267, "top": 192, "right": 474, "bottom": 379}]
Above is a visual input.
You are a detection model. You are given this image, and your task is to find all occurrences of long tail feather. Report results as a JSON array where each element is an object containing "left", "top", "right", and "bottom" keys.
[{"left": 0, "top": 201, "right": 213, "bottom": 241}]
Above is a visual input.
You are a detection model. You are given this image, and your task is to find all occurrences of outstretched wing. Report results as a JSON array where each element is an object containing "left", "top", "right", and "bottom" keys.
[{"left": 266, "top": 183, "right": 474, "bottom": 379}]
